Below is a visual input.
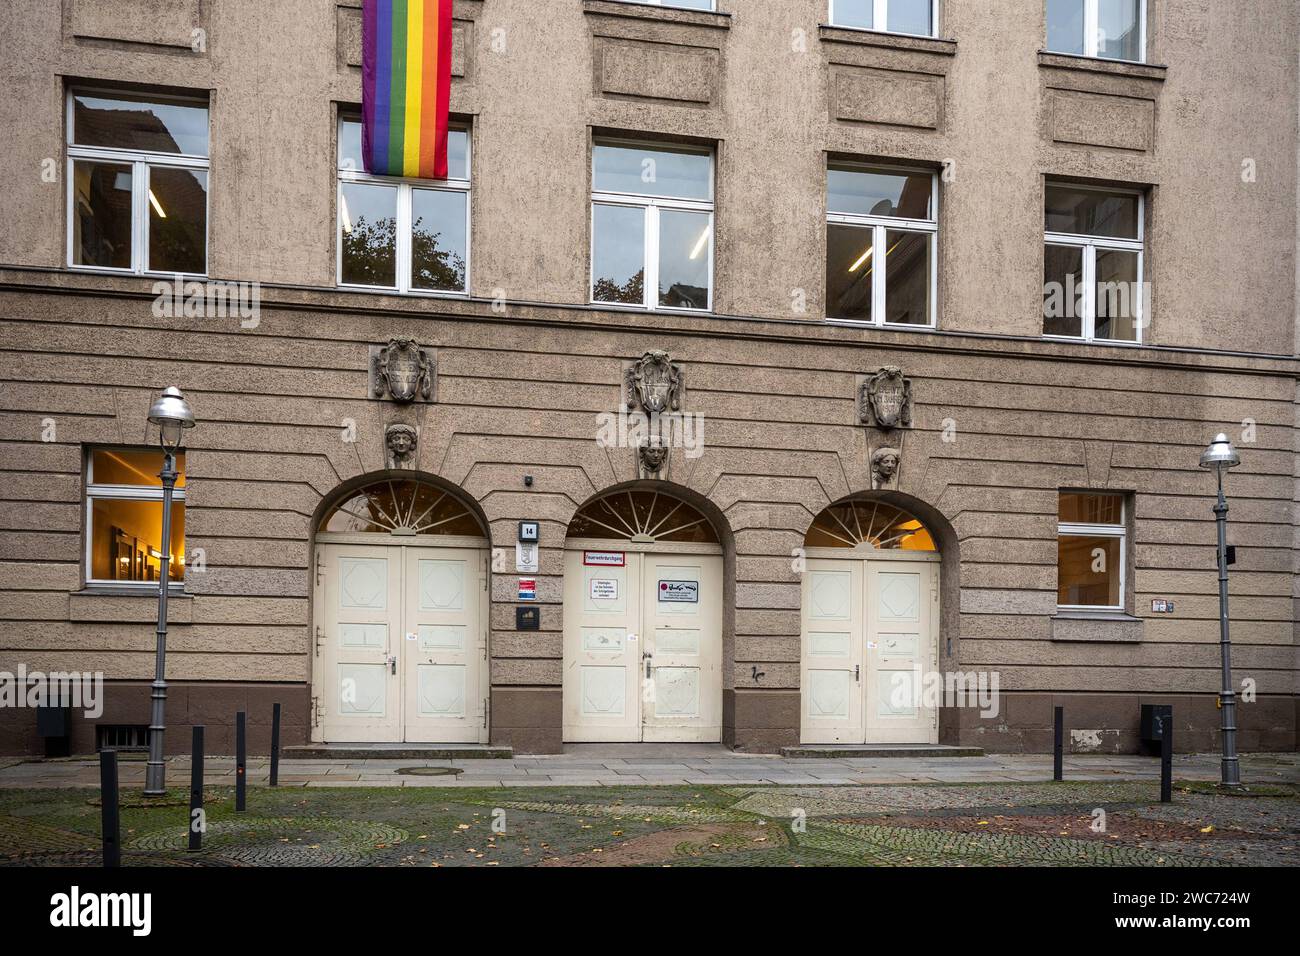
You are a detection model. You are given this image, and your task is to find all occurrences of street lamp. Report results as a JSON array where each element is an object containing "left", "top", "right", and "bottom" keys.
[
  {"left": 143, "top": 386, "right": 195, "bottom": 795},
  {"left": 1198, "top": 432, "right": 1241, "bottom": 788}
]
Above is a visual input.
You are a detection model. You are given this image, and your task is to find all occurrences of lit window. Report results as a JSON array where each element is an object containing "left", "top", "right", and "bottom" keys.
[
  {"left": 1057, "top": 492, "right": 1126, "bottom": 609},
  {"left": 67, "top": 89, "right": 210, "bottom": 275},
  {"left": 829, "top": 0, "right": 939, "bottom": 37},
  {"left": 1043, "top": 183, "right": 1145, "bottom": 342},
  {"left": 826, "top": 163, "right": 937, "bottom": 326},
  {"left": 337, "top": 116, "right": 471, "bottom": 294},
  {"left": 86, "top": 450, "right": 186, "bottom": 585},
  {"left": 1046, "top": 0, "right": 1145, "bottom": 62},
  {"left": 591, "top": 141, "right": 714, "bottom": 312}
]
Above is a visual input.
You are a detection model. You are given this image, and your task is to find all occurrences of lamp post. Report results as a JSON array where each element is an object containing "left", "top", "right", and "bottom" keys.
[
  {"left": 143, "top": 386, "right": 195, "bottom": 795},
  {"left": 1198, "top": 432, "right": 1241, "bottom": 788}
]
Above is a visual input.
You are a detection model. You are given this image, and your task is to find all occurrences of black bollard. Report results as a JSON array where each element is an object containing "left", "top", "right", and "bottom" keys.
[
  {"left": 270, "top": 702, "right": 281, "bottom": 787},
  {"left": 188, "top": 725, "right": 205, "bottom": 851},
  {"left": 1160, "top": 711, "right": 1173, "bottom": 803},
  {"left": 1053, "top": 705, "right": 1064, "bottom": 781},
  {"left": 235, "top": 710, "right": 247, "bottom": 812},
  {"left": 99, "top": 749, "right": 120, "bottom": 868}
]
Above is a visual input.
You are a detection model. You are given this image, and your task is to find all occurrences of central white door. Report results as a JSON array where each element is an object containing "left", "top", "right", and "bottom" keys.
[
  {"left": 563, "top": 547, "right": 722, "bottom": 742},
  {"left": 801, "top": 556, "right": 939, "bottom": 744},
  {"left": 315, "top": 541, "right": 488, "bottom": 743}
]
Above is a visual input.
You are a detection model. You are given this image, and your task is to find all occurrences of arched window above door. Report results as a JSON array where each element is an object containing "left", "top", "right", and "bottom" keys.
[
  {"left": 567, "top": 489, "right": 719, "bottom": 544},
  {"left": 805, "top": 497, "right": 936, "bottom": 551},
  {"left": 320, "top": 478, "right": 483, "bottom": 536}
]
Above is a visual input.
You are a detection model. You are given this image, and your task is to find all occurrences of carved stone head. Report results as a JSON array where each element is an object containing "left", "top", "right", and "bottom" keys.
[
  {"left": 385, "top": 423, "right": 419, "bottom": 467},
  {"left": 639, "top": 437, "right": 670, "bottom": 474},
  {"left": 871, "top": 446, "right": 901, "bottom": 489}
]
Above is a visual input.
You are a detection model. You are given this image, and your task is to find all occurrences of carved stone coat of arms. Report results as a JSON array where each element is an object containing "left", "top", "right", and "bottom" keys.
[
  {"left": 625, "top": 349, "right": 683, "bottom": 414},
  {"left": 860, "top": 366, "right": 913, "bottom": 430},
  {"left": 372, "top": 339, "right": 434, "bottom": 404}
]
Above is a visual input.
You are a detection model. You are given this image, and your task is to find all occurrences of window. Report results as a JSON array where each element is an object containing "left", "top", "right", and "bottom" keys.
[
  {"left": 590, "top": 141, "right": 714, "bottom": 311},
  {"left": 85, "top": 449, "right": 186, "bottom": 586},
  {"left": 1043, "top": 183, "right": 1145, "bottom": 342},
  {"left": 1046, "top": 0, "right": 1145, "bottom": 62},
  {"left": 1057, "top": 492, "right": 1126, "bottom": 609},
  {"left": 829, "top": 0, "right": 939, "bottom": 37},
  {"left": 67, "top": 90, "right": 210, "bottom": 275},
  {"left": 826, "top": 163, "right": 937, "bottom": 326},
  {"left": 337, "top": 115, "right": 470, "bottom": 294}
]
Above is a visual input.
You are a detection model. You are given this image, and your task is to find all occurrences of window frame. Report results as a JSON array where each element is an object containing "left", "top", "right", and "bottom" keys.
[
  {"left": 1042, "top": 182, "right": 1145, "bottom": 345},
  {"left": 828, "top": 0, "right": 941, "bottom": 38},
  {"left": 1047, "top": 0, "right": 1147, "bottom": 63},
  {"left": 589, "top": 137, "right": 716, "bottom": 314},
  {"left": 65, "top": 87, "right": 211, "bottom": 278},
  {"left": 611, "top": 0, "right": 718, "bottom": 9},
  {"left": 825, "top": 161, "right": 939, "bottom": 329},
  {"left": 1056, "top": 494, "right": 1127, "bottom": 612},
  {"left": 84, "top": 448, "right": 187, "bottom": 590},
  {"left": 335, "top": 114, "right": 473, "bottom": 297}
]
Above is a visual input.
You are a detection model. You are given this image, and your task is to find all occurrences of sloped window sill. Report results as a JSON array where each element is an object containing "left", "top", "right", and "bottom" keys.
[
  {"left": 819, "top": 24, "right": 956, "bottom": 56},
  {"left": 1038, "top": 51, "right": 1167, "bottom": 81},
  {"left": 1051, "top": 611, "right": 1144, "bottom": 643},
  {"left": 583, "top": 0, "right": 731, "bottom": 29}
]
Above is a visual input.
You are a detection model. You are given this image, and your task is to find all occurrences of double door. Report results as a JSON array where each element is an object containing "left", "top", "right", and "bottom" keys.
[
  {"left": 563, "top": 547, "right": 722, "bottom": 742},
  {"left": 801, "top": 557, "right": 939, "bottom": 744},
  {"left": 315, "top": 541, "right": 487, "bottom": 743}
]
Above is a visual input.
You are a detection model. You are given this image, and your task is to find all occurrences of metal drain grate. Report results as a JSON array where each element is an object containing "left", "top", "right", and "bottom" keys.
[{"left": 394, "top": 766, "right": 463, "bottom": 776}]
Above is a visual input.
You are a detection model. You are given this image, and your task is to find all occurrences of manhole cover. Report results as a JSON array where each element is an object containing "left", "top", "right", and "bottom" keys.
[{"left": 395, "top": 767, "right": 463, "bottom": 776}]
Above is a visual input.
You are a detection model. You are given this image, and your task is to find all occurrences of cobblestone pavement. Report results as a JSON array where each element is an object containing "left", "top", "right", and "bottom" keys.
[{"left": 0, "top": 777, "right": 1294, "bottom": 867}]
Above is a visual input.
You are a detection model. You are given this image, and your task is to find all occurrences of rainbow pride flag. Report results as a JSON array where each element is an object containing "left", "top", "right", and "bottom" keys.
[{"left": 362, "top": 0, "right": 453, "bottom": 180}]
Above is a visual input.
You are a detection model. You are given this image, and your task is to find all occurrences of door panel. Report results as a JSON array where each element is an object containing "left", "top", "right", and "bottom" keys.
[
  {"left": 641, "top": 556, "right": 722, "bottom": 742},
  {"left": 563, "top": 552, "right": 641, "bottom": 741},
  {"left": 318, "top": 545, "right": 402, "bottom": 742},
  {"left": 865, "top": 562, "right": 938, "bottom": 743},
  {"left": 801, "top": 560, "right": 864, "bottom": 743},
  {"left": 403, "top": 548, "right": 485, "bottom": 742}
]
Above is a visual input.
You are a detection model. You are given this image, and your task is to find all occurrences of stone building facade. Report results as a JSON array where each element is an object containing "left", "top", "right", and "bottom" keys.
[{"left": 0, "top": 0, "right": 1296, "bottom": 756}]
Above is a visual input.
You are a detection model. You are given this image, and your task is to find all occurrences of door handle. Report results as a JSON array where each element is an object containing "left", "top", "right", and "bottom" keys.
[
  {"left": 855, "top": 664, "right": 860, "bottom": 683},
  {"left": 642, "top": 651, "right": 652, "bottom": 679},
  {"left": 386, "top": 654, "right": 397, "bottom": 675}
]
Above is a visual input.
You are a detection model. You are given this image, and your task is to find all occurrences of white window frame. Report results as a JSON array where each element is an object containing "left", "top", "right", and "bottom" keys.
[
  {"left": 1057, "top": 495, "right": 1127, "bottom": 612},
  {"left": 1043, "top": 182, "right": 1145, "bottom": 344},
  {"left": 336, "top": 115, "right": 472, "bottom": 297},
  {"left": 84, "top": 450, "right": 186, "bottom": 590},
  {"left": 826, "top": 162, "right": 939, "bottom": 329},
  {"left": 1050, "top": 0, "right": 1147, "bottom": 63},
  {"left": 613, "top": 0, "right": 717, "bottom": 9},
  {"left": 828, "top": 0, "right": 940, "bottom": 38},
  {"left": 65, "top": 88, "right": 210, "bottom": 278},
  {"left": 589, "top": 138, "right": 715, "bottom": 314}
]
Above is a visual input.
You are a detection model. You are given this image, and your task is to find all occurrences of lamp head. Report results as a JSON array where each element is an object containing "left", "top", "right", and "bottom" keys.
[
  {"left": 1198, "top": 433, "right": 1240, "bottom": 473},
  {"left": 147, "top": 386, "right": 195, "bottom": 450}
]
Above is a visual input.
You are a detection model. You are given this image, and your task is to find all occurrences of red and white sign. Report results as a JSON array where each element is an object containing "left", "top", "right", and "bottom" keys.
[{"left": 583, "top": 550, "right": 625, "bottom": 567}]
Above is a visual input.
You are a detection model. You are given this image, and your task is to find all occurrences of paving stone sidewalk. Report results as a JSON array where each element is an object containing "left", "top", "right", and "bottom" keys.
[{"left": 0, "top": 747, "right": 1295, "bottom": 789}]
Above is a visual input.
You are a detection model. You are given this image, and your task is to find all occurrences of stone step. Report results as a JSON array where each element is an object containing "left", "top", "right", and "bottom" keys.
[
  {"left": 283, "top": 744, "right": 513, "bottom": 760},
  {"left": 781, "top": 744, "right": 986, "bottom": 758}
]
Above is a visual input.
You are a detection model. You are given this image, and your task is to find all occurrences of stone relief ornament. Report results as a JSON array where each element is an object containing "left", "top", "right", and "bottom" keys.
[
  {"left": 625, "top": 349, "right": 683, "bottom": 414},
  {"left": 860, "top": 366, "right": 913, "bottom": 430},
  {"left": 871, "top": 446, "right": 901, "bottom": 490},
  {"left": 372, "top": 339, "right": 434, "bottom": 404},
  {"left": 638, "top": 436, "right": 670, "bottom": 475},
  {"left": 385, "top": 423, "right": 419, "bottom": 468}
]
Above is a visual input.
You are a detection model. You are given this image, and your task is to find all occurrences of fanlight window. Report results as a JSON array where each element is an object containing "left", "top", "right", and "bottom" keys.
[
  {"left": 321, "top": 479, "right": 482, "bottom": 536},
  {"left": 568, "top": 490, "right": 718, "bottom": 544},
  {"left": 805, "top": 498, "right": 936, "bottom": 551}
]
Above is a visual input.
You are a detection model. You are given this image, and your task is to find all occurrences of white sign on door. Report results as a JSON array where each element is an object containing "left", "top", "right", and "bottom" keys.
[
  {"left": 658, "top": 580, "right": 698, "bottom": 603},
  {"left": 583, "top": 551, "right": 625, "bottom": 567},
  {"left": 589, "top": 578, "right": 619, "bottom": 601}
]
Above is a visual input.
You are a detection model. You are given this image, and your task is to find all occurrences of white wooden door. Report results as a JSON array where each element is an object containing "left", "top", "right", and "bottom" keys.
[
  {"left": 563, "top": 548, "right": 723, "bottom": 742},
  {"left": 801, "top": 559, "right": 865, "bottom": 743},
  {"left": 641, "top": 553, "right": 723, "bottom": 742},
  {"left": 562, "top": 550, "right": 642, "bottom": 742},
  {"left": 800, "top": 556, "right": 939, "bottom": 744},
  {"left": 402, "top": 548, "right": 487, "bottom": 743},
  {"left": 318, "top": 544, "right": 402, "bottom": 742},
  {"left": 864, "top": 562, "right": 939, "bottom": 743}
]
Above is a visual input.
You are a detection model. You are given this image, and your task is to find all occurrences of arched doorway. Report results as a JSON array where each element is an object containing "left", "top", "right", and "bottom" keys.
[
  {"left": 562, "top": 487, "right": 724, "bottom": 743},
  {"left": 311, "top": 475, "right": 489, "bottom": 744},
  {"left": 801, "top": 495, "right": 941, "bottom": 745}
]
